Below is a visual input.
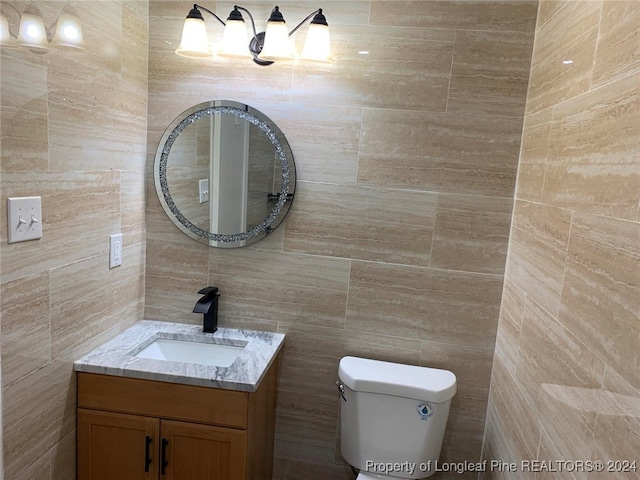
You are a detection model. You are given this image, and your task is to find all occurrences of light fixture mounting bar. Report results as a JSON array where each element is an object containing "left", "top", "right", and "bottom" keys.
[{"left": 234, "top": 5, "right": 272, "bottom": 66}]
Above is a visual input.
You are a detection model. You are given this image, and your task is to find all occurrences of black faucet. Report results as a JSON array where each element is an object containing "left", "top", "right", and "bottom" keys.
[{"left": 193, "top": 287, "right": 220, "bottom": 333}]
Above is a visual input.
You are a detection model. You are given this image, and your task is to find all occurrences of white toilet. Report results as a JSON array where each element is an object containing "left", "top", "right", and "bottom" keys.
[{"left": 338, "top": 356, "right": 457, "bottom": 480}]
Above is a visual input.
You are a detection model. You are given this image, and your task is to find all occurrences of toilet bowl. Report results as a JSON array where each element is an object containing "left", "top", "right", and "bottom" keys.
[{"left": 338, "top": 356, "right": 457, "bottom": 479}]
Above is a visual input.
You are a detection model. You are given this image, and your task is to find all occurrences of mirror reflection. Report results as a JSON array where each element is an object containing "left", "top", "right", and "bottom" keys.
[{"left": 154, "top": 101, "right": 296, "bottom": 247}]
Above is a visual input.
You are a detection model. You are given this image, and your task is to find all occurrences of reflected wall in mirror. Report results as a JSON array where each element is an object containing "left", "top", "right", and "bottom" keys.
[{"left": 154, "top": 100, "right": 296, "bottom": 247}]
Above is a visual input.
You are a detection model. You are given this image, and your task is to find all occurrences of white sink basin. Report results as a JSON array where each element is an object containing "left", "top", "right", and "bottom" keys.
[{"left": 135, "top": 338, "right": 246, "bottom": 367}]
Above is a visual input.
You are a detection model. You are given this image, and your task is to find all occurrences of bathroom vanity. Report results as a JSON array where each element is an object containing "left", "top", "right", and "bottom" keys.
[{"left": 74, "top": 321, "right": 285, "bottom": 480}]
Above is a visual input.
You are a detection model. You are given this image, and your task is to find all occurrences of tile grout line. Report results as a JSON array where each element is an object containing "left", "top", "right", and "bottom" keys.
[
  {"left": 589, "top": 0, "right": 606, "bottom": 93},
  {"left": 444, "top": 29, "right": 457, "bottom": 113}
]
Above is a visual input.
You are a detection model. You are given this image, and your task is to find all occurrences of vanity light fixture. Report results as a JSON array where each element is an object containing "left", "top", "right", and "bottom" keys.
[
  {"left": 16, "top": 7, "right": 49, "bottom": 51},
  {"left": 0, "top": 4, "right": 84, "bottom": 51},
  {"left": 175, "top": 4, "right": 331, "bottom": 65}
]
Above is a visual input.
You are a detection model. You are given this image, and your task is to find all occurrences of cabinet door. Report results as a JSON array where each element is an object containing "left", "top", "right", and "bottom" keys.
[
  {"left": 160, "top": 420, "right": 246, "bottom": 480},
  {"left": 78, "top": 408, "right": 159, "bottom": 480}
]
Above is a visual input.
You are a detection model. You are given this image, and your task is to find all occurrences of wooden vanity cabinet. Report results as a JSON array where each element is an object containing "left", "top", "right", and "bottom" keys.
[
  {"left": 78, "top": 409, "right": 159, "bottom": 480},
  {"left": 77, "top": 358, "right": 278, "bottom": 480}
]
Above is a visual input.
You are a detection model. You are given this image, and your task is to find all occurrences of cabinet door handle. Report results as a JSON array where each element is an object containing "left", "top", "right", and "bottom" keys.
[
  {"left": 161, "top": 438, "right": 169, "bottom": 475},
  {"left": 144, "top": 436, "right": 153, "bottom": 473}
]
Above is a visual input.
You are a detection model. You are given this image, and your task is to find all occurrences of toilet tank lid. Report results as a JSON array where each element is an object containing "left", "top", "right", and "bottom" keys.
[{"left": 338, "top": 356, "right": 457, "bottom": 403}]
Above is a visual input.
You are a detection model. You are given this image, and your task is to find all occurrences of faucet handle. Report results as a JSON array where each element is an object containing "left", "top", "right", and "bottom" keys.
[{"left": 197, "top": 286, "right": 218, "bottom": 296}]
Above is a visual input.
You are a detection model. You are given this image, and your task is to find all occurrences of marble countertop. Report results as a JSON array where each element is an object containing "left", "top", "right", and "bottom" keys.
[{"left": 73, "top": 320, "right": 285, "bottom": 392}]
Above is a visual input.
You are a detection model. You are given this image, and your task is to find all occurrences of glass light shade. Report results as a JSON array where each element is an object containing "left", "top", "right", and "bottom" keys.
[
  {"left": 0, "top": 13, "right": 14, "bottom": 46},
  {"left": 300, "top": 23, "right": 330, "bottom": 61},
  {"left": 259, "top": 21, "right": 293, "bottom": 60},
  {"left": 17, "top": 12, "right": 49, "bottom": 50},
  {"left": 219, "top": 19, "right": 250, "bottom": 57},
  {"left": 51, "top": 13, "right": 84, "bottom": 49},
  {"left": 175, "top": 17, "right": 212, "bottom": 58}
]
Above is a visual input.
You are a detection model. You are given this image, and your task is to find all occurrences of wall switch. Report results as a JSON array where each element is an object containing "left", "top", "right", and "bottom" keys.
[
  {"left": 7, "top": 196, "right": 43, "bottom": 244},
  {"left": 109, "top": 233, "right": 123, "bottom": 268},
  {"left": 199, "top": 178, "right": 209, "bottom": 204}
]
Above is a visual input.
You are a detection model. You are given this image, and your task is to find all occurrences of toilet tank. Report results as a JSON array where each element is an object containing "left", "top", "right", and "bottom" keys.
[{"left": 338, "top": 356, "right": 457, "bottom": 479}]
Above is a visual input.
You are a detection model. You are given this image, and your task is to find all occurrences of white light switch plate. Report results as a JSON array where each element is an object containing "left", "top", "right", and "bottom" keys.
[
  {"left": 110, "top": 233, "right": 123, "bottom": 268},
  {"left": 7, "top": 196, "right": 43, "bottom": 244},
  {"left": 199, "top": 178, "right": 209, "bottom": 204}
]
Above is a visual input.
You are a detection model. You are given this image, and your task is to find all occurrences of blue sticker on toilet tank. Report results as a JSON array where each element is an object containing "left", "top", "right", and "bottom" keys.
[{"left": 417, "top": 402, "right": 434, "bottom": 420}]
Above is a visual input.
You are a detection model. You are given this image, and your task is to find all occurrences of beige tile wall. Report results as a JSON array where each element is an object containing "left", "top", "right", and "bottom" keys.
[
  {"left": 145, "top": 1, "right": 536, "bottom": 478},
  {"left": 483, "top": 0, "right": 640, "bottom": 477},
  {"left": 0, "top": 1, "right": 148, "bottom": 479}
]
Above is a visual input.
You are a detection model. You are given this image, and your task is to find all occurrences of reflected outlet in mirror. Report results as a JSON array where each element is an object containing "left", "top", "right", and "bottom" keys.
[{"left": 135, "top": 338, "right": 246, "bottom": 367}]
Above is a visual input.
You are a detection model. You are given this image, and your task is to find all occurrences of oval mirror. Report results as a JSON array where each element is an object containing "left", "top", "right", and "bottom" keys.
[{"left": 154, "top": 100, "right": 296, "bottom": 247}]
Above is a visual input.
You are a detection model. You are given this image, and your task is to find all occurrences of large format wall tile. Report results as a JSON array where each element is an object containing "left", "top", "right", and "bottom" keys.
[
  {"left": 121, "top": 171, "right": 147, "bottom": 247},
  {"left": 50, "top": 245, "right": 145, "bottom": 359},
  {"left": 5, "top": 449, "right": 50, "bottom": 480},
  {"left": 1, "top": 172, "right": 121, "bottom": 282},
  {"left": 1, "top": 209, "right": 120, "bottom": 284},
  {"left": 50, "top": 430, "right": 76, "bottom": 480},
  {"left": 47, "top": 2, "right": 147, "bottom": 172},
  {"left": 536, "top": 0, "right": 566, "bottom": 30},
  {"left": 209, "top": 249, "right": 350, "bottom": 328},
  {"left": 144, "top": 238, "right": 209, "bottom": 322},
  {"left": 592, "top": 0, "right": 640, "bottom": 88},
  {"left": 526, "top": 28, "right": 598, "bottom": 115},
  {"left": 421, "top": 340, "right": 493, "bottom": 401},
  {"left": 2, "top": 360, "right": 76, "bottom": 480},
  {"left": 530, "top": 0, "right": 602, "bottom": 67},
  {"left": 358, "top": 109, "right": 522, "bottom": 196},
  {"left": 278, "top": 322, "right": 422, "bottom": 398},
  {"left": 370, "top": 1, "right": 537, "bottom": 31},
  {"left": 441, "top": 409, "right": 487, "bottom": 473},
  {"left": 590, "top": 366, "right": 640, "bottom": 480},
  {"left": 292, "top": 26, "right": 455, "bottom": 111},
  {"left": 251, "top": 102, "right": 362, "bottom": 185},
  {"left": 0, "top": 54, "right": 48, "bottom": 171},
  {"left": 506, "top": 200, "right": 572, "bottom": 318},
  {"left": 543, "top": 74, "right": 640, "bottom": 220},
  {"left": 274, "top": 458, "right": 350, "bottom": 480},
  {"left": 515, "top": 107, "right": 553, "bottom": 202},
  {"left": 517, "top": 299, "right": 605, "bottom": 472},
  {"left": 494, "top": 280, "right": 525, "bottom": 377},
  {"left": 448, "top": 30, "right": 534, "bottom": 117},
  {"left": 484, "top": 357, "right": 540, "bottom": 464},
  {"left": 0, "top": 273, "right": 50, "bottom": 387},
  {"left": 430, "top": 194, "right": 512, "bottom": 274},
  {"left": 346, "top": 261, "right": 503, "bottom": 349},
  {"left": 559, "top": 213, "right": 640, "bottom": 390},
  {"left": 122, "top": 2, "right": 150, "bottom": 92},
  {"left": 526, "top": 0, "right": 602, "bottom": 115},
  {"left": 486, "top": 1, "right": 640, "bottom": 473},
  {"left": 274, "top": 390, "right": 339, "bottom": 465},
  {"left": 284, "top": 182, "right": 437, "bottom": 266}
]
